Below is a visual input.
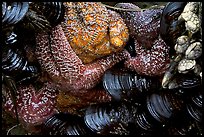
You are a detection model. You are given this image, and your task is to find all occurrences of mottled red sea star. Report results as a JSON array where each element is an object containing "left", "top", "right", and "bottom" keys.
[
  {"left": 124, "top": 37, "right": 170, "bottom": 76},
  {"left": 3, "top": 82, "right": 59, "bottom": 133},
  {"left": 35, "top": 24, "right": 129, "bottom": 92},
  {"left": 116, "top": 3, "right": 170, "bottom": 76}
]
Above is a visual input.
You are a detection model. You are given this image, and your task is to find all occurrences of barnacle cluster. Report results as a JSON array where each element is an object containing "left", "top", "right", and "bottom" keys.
[{"left": 162, "top": 2, "right": 202, "bottom": 89}]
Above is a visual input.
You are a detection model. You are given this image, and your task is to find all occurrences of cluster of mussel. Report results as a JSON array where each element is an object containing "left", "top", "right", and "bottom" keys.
[
  {"left": 2, "top": 2, "right": 202, "bottom": 135},
  {"left": 42, "top": 67, "right": 202, "bottom": 135},
  {"left": 2, "top": 2, "right": 65, "bottom": 133},
  {"left": 2, "top": 2, "right": 64, "bottom": 86}
]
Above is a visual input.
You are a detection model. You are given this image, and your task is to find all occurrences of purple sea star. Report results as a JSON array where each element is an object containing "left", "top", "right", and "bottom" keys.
[
  {"left": 3, "top": 82, "right": 59, "bottom": 133},
  {"left": 35, "top": 24, "right": 128, "bottom": 92},
  {"left": 116, "top": 3, "right": 170, "bottom": 76}
]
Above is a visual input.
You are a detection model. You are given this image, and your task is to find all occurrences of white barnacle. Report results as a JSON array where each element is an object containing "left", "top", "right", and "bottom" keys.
[
  {"left": 185, "top": 14, "right": 200, "bottom": 33},
  {"left": 185, "top": 41, "right": 202, "bottom": 59},
  {"left": 178, "top": 59, "right": 196, "bottom": 74},
  {"left": 183, "top": 2, "right": 198, "bottom": 13},
  {"left": 179, "top": 2, "right": 200, "bottom": 34},
  {"left": 174, "top": 35, "right": 190, "bottom": 54}
]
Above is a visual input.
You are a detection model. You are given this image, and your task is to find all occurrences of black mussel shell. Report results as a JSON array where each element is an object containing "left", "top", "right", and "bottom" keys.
[
  {"left": 2, "top": 2, "right": 7, "bottom": 19},
  {"left": 103, "top": 69, "right": 133, "bottom": 101},
  {"left": 2, "top": 2, "right": 29, "bottom": 26},
  {"left": 135, "top": 109, "right": 162, "bottom": 132},
  {"left": 4, "top": 31, "right": 17, "bottom": 45},
  {"left": 179, "top": 77, "right": 201, "bottom": 90},
  {"left": 10, "top": 2, "right": 29, "bottom": 25},
  {"left": 169, "top": 73, "right": 202, "bottom": 90},
  {"left": 146, "top": 91, "right": 184, "bottom": 123},
  {"left": 84, "top": 101, "right": 139, "bottom": 135},
  {"left": 2, "top": 48, "right": 40, "bottom": 85},
  {"left": 191, "top": 92, "right": 202, "bottom": 108},
  {"left": 42, "top": 113, "right": 94, "bottom": 135},
  {"left": 30, "top": 2, "right": 65, "bottom": 27},
  {"left": 103, "top": 69, "right": 161, "bottom": 101},
  {"left": 160, "top": 2, "right": 187, "bottom": 52},
  {"left": 2, "top": 2, "right": 19, "bottom": 24},
  {"left": 44, "top": 2, "right": 65, "bottom": 26},
  {"left": 186, "top": 104, "right": 202, "bottom": 122},
  {"left": 186, "top": 92, "right": 202, "bottom": 122}
]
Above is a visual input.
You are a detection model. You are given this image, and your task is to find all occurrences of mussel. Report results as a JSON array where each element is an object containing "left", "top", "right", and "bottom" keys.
[
  {"left": 103, "top": 68, "right": 161, "bottom": 101},
  {"left": 133, "top": 105, "right": 164, "bottom": 134},
  {"left": 167, "top": 73, "right": 201, "bottom": 90},
  {"left": 42, "top": 113, "right": 94, "bottom": 135},
  {"left": 2, "top": 17, "right": 41, "bottom": 85},
  {"left": 160, "top": 2, "right": 187, "bottom": 54},
  {"left": 2, "top": 47, "right": 40, "bottom": 85},
  {"left": 146, "top": 91, "right": 184, "bottom": 123},
  {"left": 2, "top": 2, "right": 29, "bottom": 26},
  {"left": 29, "top": 2, "right": 65, "bottom": 27},
  {"left": 185, "top": 92, "right": 202, "bottom": 122},
  {"left": 84, "top": 101, "right": 139, "bottom": 135}
]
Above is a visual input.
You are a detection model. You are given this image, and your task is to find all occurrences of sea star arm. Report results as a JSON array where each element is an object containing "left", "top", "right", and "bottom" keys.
[
  {"left": 74, "top": 50, "right": 128, "bottom": 90},
  {"left": 3, "top": 82, "right": 58, "bottom": 132},
  {"left": 124, "top": 38, "right": 170, "bottom": 76},
  {"left": 36, "top": 25, "right": 128, "bottom": 90},
  {"left": 35, "top": 32, "right": 60, "bottom": 77}
]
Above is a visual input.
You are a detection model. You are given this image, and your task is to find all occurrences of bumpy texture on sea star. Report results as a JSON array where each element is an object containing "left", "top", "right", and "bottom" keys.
[
  {"left": 35, "top": 24, "right": 128, "bottom": 92},
  {"left": 125, "top": 38, "right": 170, "bottom": 76},
  {"left": 116, "top": 3, "right": 170, "bottom": 76},
  {"left": 3, "top": 82, "right": 59, "bottom": 132},
  {"left": 61, "top": 2, "right": 129, "bottom": 64}
]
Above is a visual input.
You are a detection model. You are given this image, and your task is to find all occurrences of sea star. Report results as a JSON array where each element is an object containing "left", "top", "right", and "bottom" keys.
[
  {"left": 61, "top": 2, "right": 129, "bottom": 64},
  {"left": 35, "top": 24, "right": 128, "bottom": 92},
  {"left": 3, "top": 82, "right": 59, "bottom": 133},
  {"left": 116, "top": 3, "right": 170, "bottom": 76},
  {"left": 125, "top": 37, "right": 170, "bottom": 76}
]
